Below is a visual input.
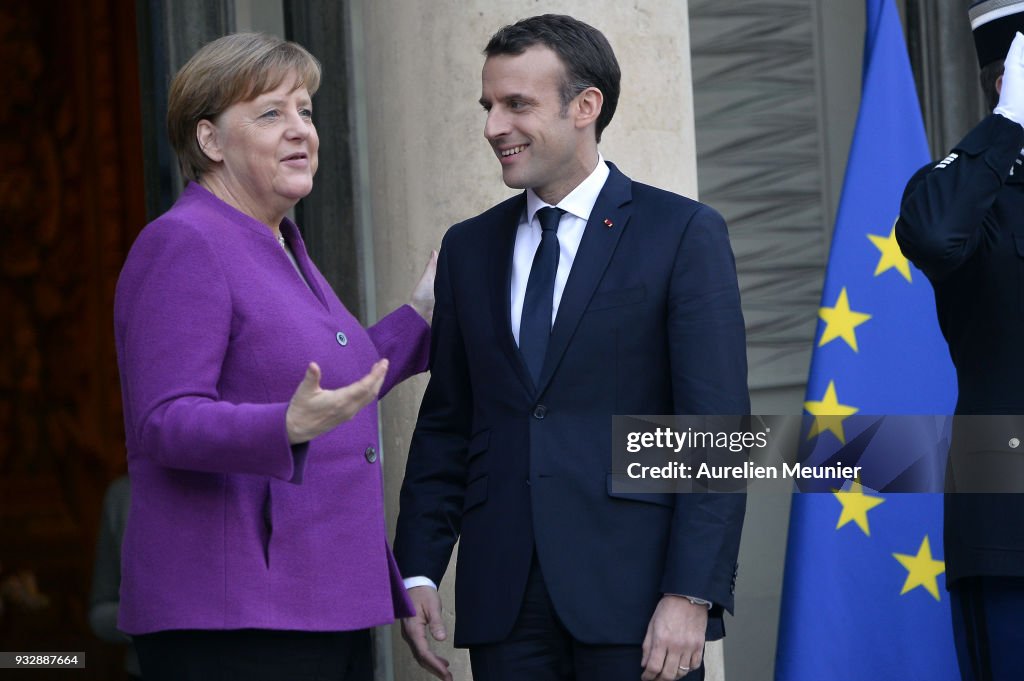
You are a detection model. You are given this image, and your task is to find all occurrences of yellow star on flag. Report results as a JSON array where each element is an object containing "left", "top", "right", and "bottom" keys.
[
  {"left": 867, "top": 224, "right": 912, "bottom": 282},
  {"left": 804, "top": 381, "right": 859, "bottom": 444},
  {"left": 818, "top": 287, "right": 872, "bottom": 352},
  {"left": 833, "top": 480, "right": 885, "bottom": 536},
  {"left": 893, "top": 536, "right": 945, "bottom": 601}
]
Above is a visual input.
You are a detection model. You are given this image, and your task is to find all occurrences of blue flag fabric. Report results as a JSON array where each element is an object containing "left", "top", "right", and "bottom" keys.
[{"left": 774, "top": 0, "right": 959, "bottom": 677}]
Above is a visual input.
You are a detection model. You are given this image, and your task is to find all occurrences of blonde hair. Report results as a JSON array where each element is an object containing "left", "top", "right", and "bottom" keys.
[{"left": 167, "top": 32, "right": 321, "bottom": 183}]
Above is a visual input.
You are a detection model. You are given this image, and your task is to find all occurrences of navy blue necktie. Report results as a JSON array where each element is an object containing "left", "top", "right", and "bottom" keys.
[{"left": 519, "top": 206, "right": 565, "bottom": 385}]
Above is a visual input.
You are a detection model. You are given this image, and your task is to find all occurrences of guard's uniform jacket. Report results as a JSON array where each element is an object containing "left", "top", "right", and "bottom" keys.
[{"left": 896, "top": 113, "right": 1024, "bottom": 584}]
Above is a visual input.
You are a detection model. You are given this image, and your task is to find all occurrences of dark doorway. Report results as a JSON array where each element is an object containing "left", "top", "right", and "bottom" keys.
[{"left": 0, "top": 1, "right": 146, "bottom": 678}]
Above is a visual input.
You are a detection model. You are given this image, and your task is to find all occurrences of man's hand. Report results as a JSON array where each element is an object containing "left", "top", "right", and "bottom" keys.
[
  {"left": 996, "top": 32, "right": 1024, "bottom": 127},
  {"left": 640, "top": 595, "right": 708, "bottom": 680},
  {"left": 400, "top": 585, "right": 453, "bottom": 681}
]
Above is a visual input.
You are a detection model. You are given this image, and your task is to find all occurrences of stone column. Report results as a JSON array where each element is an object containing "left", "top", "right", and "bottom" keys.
[
  {"left": 905, "top": 0, "right": 987, "bottom": 156},
  {"left": 285, "top": 1, "right": 367, "bottom": 317},
  {"left": 354, "top": 2, "right": 699, "bottom": 679},
  {"left": 135, "top": 0, "right": 235, "bottom": 219}
]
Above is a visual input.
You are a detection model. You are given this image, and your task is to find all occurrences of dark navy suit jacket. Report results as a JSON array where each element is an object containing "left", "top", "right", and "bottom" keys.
[{"left": 394, "top": 163, "right": 749, "bottom": 647}]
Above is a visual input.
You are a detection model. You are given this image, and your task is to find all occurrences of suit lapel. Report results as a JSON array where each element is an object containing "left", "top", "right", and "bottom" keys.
[
  {"left": 488, "top": 195, "right": 536, "bottom": 395},
  {"left": 536, "top": 164, "right": 633, "bottom": 394}
]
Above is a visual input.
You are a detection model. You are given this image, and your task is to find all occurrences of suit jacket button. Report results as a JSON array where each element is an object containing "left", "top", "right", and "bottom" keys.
[
  {"left": 336, "top": 331, "right": 348, "bottom": 346},
  {"left": 364, "top": 446, "right": 378, "bottom": 463},
  {"left": 533, "top": 405, "right": 547, "bottom": 419}
]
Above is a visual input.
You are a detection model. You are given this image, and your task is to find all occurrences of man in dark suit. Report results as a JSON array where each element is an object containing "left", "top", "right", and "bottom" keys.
[
  {"left": 394, "top": 14, "right": 748, "bottom": 681},
  {"left": 896, "top": 3, "right": 1024, "bottom": 678}
]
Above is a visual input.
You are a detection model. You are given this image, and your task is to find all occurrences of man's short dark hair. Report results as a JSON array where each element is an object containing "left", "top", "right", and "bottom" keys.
[
  {"left": 484, "top": 14, "right": 621, "bottom": 143},
  {"left": 980, "top": 60, "right": 1005, "bottom": 112}
]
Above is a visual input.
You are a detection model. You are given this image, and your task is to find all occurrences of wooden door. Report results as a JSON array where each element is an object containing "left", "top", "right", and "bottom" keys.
[{"left": 0, "top": 1, "right": 145, "bottom": 678}]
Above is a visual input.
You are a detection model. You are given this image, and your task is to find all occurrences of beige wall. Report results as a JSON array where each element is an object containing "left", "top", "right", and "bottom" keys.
[{"left": 355, "top": 2, "right": 701, "bottom": 679}]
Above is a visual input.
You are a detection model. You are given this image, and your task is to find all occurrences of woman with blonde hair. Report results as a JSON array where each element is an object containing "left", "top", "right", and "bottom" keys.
[{"left": 114, "top": 32, "right": 434, "bottom": 680}]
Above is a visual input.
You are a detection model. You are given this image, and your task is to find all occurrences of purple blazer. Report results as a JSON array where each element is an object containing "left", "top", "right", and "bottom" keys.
[{"left": 113, "top": 183, "right": 428, "bottom": 634}]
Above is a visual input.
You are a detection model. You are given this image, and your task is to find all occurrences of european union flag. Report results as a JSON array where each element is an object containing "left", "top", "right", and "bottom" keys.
[{"left": 774, "top": 0, "right": 959, "bottom": 677}]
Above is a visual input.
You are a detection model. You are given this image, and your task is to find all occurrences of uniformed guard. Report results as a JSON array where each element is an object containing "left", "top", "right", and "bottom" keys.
[{"left": 896, "top": 2, "right": 1024, "bottom": 678}]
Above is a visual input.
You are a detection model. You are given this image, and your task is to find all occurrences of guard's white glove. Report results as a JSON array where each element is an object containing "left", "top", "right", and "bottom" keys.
[{"left": 995, "top": 32, "right": 1024, "bottom": 126}]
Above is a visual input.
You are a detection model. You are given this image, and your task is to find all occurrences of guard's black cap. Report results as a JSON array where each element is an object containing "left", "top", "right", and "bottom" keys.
[{"left": 971, "top": 0, "right": 1024, "bottom": 68}]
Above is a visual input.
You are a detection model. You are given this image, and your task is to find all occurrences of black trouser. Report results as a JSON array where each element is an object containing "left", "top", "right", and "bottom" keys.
[
  {"left": 470, "top": 555, "right": 705, "bottom": 681},
  {"left": 133, "top": 628, "right": 372, "bottom": 681},
  {"left": 951, "top": 576, "right": 1024, "bottom": 681}
]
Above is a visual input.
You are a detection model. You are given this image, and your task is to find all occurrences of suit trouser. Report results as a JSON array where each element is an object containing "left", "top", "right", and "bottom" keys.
[
  {"left": 469, "top": 554, "right": 705, "bottom": 681},
  {"left": 950, "top": 576, "right": 1024, "bottom": 681}
]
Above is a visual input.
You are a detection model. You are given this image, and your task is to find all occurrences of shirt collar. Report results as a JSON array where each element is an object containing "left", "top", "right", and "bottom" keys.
[{"left": 525, "top": 155, "right": 610, "bottom": 225}]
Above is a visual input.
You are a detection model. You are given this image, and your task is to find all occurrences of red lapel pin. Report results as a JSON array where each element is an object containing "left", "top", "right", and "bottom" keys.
[{"left": 603, "top": 218, "right": 614, "bottom": 228}]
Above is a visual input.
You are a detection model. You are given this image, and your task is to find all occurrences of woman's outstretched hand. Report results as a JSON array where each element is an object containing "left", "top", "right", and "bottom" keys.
[{"left": 285, "top": 359, "right": 388, "bottom": 444}]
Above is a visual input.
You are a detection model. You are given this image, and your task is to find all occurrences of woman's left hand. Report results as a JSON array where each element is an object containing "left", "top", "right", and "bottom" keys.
[
  {"left": 409, "top": 250, "right": 438, "bottom": 324},
  {"left": 285, "top": 360, "right": 388, "bottom": 444}
]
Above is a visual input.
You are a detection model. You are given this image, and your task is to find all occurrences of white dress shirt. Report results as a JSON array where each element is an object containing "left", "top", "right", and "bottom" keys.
[{"left": 510, "top": 157, "right": 610, "bottom": 343}]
